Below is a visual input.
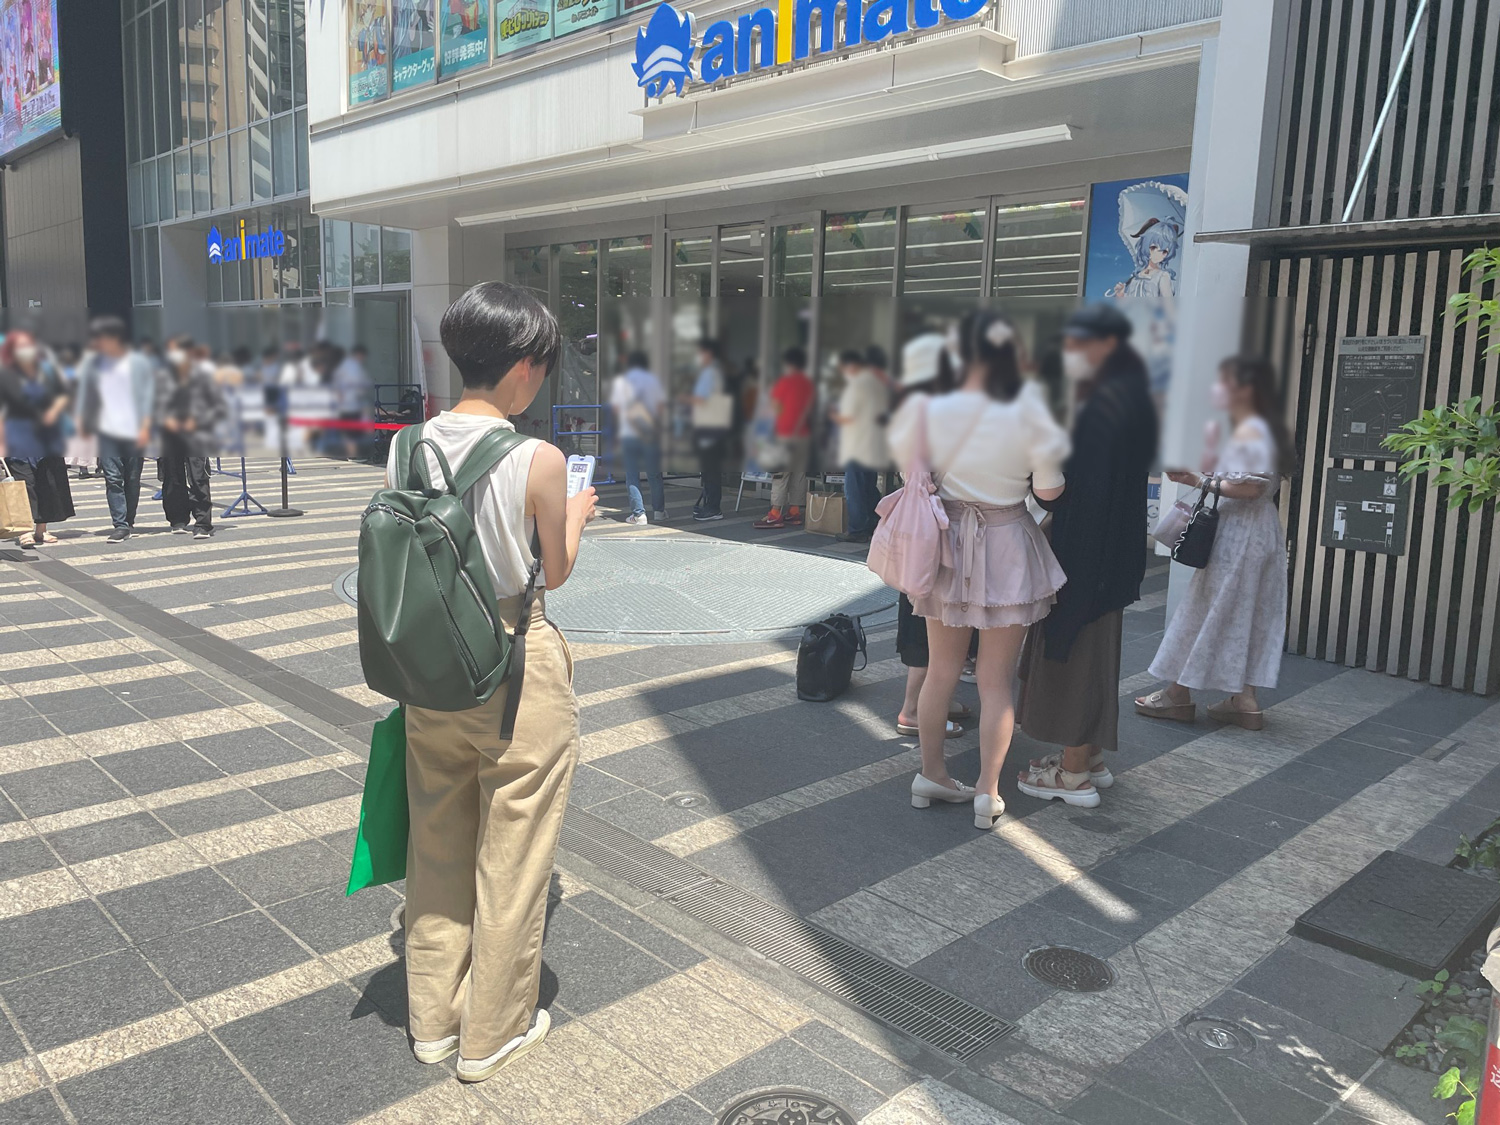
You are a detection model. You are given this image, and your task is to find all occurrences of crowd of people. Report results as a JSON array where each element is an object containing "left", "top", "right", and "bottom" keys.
[
  {"left": 0, "top": 321, "right": 378, "bottom": 547},
  {"left": 354, "top": 278, "right": 1298, "bottom": 1084}
]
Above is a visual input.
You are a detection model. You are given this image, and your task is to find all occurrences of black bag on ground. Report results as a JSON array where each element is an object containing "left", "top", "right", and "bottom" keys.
[
  {"left": 1171, "top": 479, "right": 1221, "bottom": 569},
  {"left": 796, "top": 614, "right": 867, "bottom": 702}
]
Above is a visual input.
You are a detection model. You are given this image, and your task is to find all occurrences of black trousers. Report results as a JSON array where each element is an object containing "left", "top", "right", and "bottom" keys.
[
  {"left": 695, "top": 430, "right": 726, "bottom": 515},
  {"left": 160, "top": 434, "right": 213, "bottom": 530}
]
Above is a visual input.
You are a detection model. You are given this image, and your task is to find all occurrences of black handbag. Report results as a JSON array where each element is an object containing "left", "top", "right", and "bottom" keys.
[
  {"left": 796, "top": 614, "right": 867, "bottom": 702},
  {"left": 1171, "top": 478, "right": 1221, "bottom": 569}
]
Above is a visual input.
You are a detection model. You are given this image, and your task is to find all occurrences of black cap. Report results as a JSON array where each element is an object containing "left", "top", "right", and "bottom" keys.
[{"left": 1064, "top": 303, "right": 1133, "bottom": 341}]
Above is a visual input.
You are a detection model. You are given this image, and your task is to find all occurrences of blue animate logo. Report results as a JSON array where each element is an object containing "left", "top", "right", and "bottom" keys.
[
  {"left": 633, "top": 0, "right": 987, "bottom": 97},
  {"left": 206, "top": 219, "right": 286, "bottom": 264}
]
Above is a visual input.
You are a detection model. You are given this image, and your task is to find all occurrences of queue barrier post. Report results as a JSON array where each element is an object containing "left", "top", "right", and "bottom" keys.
[{"left": 551, "top": 405, "right": 617, "bottom": 485}]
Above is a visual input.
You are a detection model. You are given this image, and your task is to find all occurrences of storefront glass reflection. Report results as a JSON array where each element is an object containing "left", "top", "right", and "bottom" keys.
[{"left": 991, "top": 198, "right": 1085, "bottom": 410}]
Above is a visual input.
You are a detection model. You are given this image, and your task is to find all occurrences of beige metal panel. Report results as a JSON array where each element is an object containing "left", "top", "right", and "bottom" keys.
[
  {"left": 1474, "top": 338, "right": 1500, "bottom": 691},
  {"left": 1306, "top": 0, "right": 1351, "bottom": 228},
  {"left": 1467, "top": 13, "right": 1500, "bottom": 213},
  {"left": 1343, "top": 254, "right": 1382, "bottom": 668},
  {"left": 1371, "top": 250, "right": 1418, "bottom": 672},
  {"left": 1406, "top": 249, "right": 1462, "bottom": 680},
  {"left": 1443, "top": 0, "right": 1481, "bottom": 213},
  {"left": 1285, "top": 256, "right": 1320, "bottom": 651},
  {"left": 1382, "top": 249, "right": 1440, "bottom": 677},
  {"left": 1393, "top": 0, "right": 1433, "bottom": 220},
  {"left": 1309, "top": 255, "right": 1357, "bottom": 662},
  {"left": 1451, "top": 278, "right": 1489, "bottom": 689},
  {"left": 1283, "top": 0, "right": 1327, "bottom": 226}
]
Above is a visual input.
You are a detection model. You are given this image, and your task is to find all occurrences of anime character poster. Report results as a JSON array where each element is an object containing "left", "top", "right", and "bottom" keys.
[
  {"left": 554, "top": 0, "right": 617, "bottom": 37},
  {"left": 0, "top": 0, "right": 61, "bottom": 161},
  {"left": 349, "top": 0, "right": 391, "bottom": 106},
  {"left": 438, "top": 0, "right": 489, "bottom": 77},
  {"left": 494, "top": 0, "right": 551, "bottom": 57},
  {"left": 1082, "top": 174, "right": 1190, "bottom": 399},
  {"left": 391, "top": 0, "right": 436, "bottom": 92}
]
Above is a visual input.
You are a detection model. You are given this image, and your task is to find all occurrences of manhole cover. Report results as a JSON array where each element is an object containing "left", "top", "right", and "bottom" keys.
[
  {"left": 716, "top": 1088, "right": 857, "bottom": 1125},
  {"left": 1182, "top": 1016, "right": 1256, "bottom": 1055},
  {"left": 1022, "top": 946, "right": 1116, "bottom": 992},
  {"left": 334, "top": 566, "right": 358, "bottom": 607}
]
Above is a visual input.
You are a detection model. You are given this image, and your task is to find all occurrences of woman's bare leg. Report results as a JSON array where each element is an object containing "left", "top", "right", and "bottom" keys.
[
  {"left": 972, "top": 625, "right": 1027, "bottom": 799},
  {"left": 918, "top": 619, "right": 970, "bottom": 788}
]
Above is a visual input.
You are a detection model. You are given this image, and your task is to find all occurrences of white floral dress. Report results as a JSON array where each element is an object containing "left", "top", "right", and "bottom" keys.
[{"left": 1149, "top": 416, "right": 1288, "bottom": 692}]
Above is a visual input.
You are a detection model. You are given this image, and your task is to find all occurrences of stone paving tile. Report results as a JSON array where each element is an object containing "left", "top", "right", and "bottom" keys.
[{"left": 57, "top": 1036, "right": 283, "bottom": 1125}]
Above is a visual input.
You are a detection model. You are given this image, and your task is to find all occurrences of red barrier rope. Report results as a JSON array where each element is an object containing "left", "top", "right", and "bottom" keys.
[{"left": 285, "top": 417, "right": 411, "bottom": 431}]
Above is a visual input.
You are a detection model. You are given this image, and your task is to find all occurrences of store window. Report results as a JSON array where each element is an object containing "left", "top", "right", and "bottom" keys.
[
  {"left": 600, "top": 234, "right": 651, "bottom": 382},
  {"left": 381, "top": 228, "right": 413, "bottom": 284},
  {"left": 352, "top": 222, "right": 383, "bottom": 286},
  {"left": 899, "top": 203, "right": 986, "bottom": 340},
  {"left": 820, "top": 208, "right": 896, "bottom": 387},
  {"left": 717, "top": 224, "right": 763, "bottom": 393},
  {"left": 991, "top": 198, "right": 1085, "bottom": 406},
  {"left": 769, "top": 221, "right": 814, "bottom": 379},
  {"left": 325, "top": 220, "right": 354, "bottom": 288}
]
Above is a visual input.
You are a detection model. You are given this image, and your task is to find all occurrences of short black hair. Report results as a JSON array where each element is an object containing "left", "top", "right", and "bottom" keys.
[
  {"left": 351, "top": 344, "right": 368, "bottom": 357},
  {"left": 697, "top": 339, "right": 719, "bottom": 359},
  {"left": 782, "top": 346, "right": 807, "bottom": 369},
  {"left": 88, "top": 315, "right": 129, "bottom": 343},
  {"left": 626, "top": 350, "right": 650, "bottom": 370},
  {"left": 865, "top": 345, "right": 888, "bottom": 370},
  {"left": 837, "top": 349, "right": 863, "bottom": 368},
  {"left": 441, "top": 281, "right": 561, "bottom": 391}
]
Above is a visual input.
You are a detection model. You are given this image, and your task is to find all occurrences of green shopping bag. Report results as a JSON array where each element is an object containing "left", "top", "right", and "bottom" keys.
[{"left": 346, "top": 705, "right": 409, "bottom": 894}]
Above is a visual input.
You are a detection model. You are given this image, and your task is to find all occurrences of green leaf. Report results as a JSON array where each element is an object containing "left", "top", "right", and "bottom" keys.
[
  {"left": 1455, "top": 1096, "right": 1476, "bottom": 1125},
  {"left": 1436, "top": 1067, "right": 1462, "bottom": 1099}
]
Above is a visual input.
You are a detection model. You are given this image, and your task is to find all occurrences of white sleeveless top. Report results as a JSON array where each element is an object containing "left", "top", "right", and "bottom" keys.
[{"left": 385, "top": 412, "right": 544, "bottom": 597}]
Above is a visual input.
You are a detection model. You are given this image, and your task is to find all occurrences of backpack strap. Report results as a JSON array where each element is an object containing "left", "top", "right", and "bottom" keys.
[{"left": 453, "top": 428, "right": 532, "bottom": 498}]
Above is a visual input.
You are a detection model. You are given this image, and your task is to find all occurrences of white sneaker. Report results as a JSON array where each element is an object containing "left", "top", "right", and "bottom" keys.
[
  {"left": 411, "top": 1033, "right": 458, "bottom": 1064},
  {"left": 457, "top": 1010, "right": 551, "bottom": 1083},
  {"left": 1017, "top": 763, "right": 1101, "bottom": 808},
  {"left": 910, "top": 774, "right": 975, "bottom": 808},
  {"left": 625, "top": 513, "right": 649, "bottom": 526},
  {"left": 652, "top": 510, "right": 667, "bottom": 522},
  {"left": 1027, "top": 752, "right": 1113, "bottom": 790}
]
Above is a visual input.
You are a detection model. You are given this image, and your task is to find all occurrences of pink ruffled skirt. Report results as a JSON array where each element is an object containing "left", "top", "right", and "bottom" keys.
[{"left": 912, "top": 500, "right": 1067, "bottom": 629}]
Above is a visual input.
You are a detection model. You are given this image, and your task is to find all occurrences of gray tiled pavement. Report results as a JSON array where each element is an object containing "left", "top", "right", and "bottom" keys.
[{"left": 0, "top": 456, "right": 1492, "bottom": 1123}]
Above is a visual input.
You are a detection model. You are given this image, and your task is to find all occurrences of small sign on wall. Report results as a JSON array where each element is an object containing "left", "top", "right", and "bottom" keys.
[
  {"left": 1329, "top": 336, "right": 1425, "bottom": 460},
  {"left": 1321, "top": 468, "right": 1410, "bottom": 555}
]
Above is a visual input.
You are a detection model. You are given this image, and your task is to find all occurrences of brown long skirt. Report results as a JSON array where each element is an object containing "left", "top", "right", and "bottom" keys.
[{"left": 1016, "top": 609, "right": 1123, "bottom": 751}]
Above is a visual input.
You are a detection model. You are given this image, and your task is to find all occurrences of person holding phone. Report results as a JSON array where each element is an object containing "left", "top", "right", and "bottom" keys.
[
  {"left": 1135, "top": 355, "right": 1292, "bottom": 730},
  {"left": 395, "top": 282, "right": 596, "bottom": 1083}
]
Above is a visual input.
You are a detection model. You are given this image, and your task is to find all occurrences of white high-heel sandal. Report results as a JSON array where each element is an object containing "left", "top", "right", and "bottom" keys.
[
  {"left": 973, "top": 793, "right": 1005, "bottom": 830},
  {"left": 910, "top": 774, "right": 975, "bottom": 808}
]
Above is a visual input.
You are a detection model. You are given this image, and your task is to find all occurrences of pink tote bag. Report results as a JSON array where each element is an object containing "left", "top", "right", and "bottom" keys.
[{"left": 867, "top": 399, "right": 950, "bottom": 596}]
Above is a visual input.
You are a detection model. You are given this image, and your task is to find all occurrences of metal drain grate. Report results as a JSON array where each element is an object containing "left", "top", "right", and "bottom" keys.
[
  {"left": 1022, "top": 946, "right": 1116, "bottom": 992},
  {"left": 1182, "top": 1016, "right": 1256, "bottom": 1055},
  {"left": 560, "top": 809, "right": 1015, "bottom": 1062},
  {"left": 559, "top": 811, "right": 708, "bottom": 898}
]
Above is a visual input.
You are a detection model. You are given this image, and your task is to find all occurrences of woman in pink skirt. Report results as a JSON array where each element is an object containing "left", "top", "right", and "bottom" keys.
[{"left": 886, "top": 312, "right": 1069, "bottom": 829}]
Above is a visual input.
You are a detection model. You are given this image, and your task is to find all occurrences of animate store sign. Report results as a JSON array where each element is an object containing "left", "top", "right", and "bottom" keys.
[
  {"left": 633, "top": 0, "right": 988, "bottom": 96},
  {"left": 207, "top": 219, "right": 286, "bottom": 264}
]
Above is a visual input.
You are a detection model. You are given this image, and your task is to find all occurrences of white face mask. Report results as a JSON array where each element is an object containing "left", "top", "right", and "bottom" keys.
[
  {"left": 13, "top": 345, "right": 38, "bottom": 365},
  {"left": 1210, "top": 381, "right": 1232, "bottom": 412},
  {"left": 1061, "top": 350, "right": 1096, "bottom": 383},
  {"left": 166, "top": 349, "right": 187, "bottom": 367}
]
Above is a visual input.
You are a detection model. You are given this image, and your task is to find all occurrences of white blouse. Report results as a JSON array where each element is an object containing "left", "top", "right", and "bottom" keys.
[{"left": 887, "top": 383, "right": 1069, "bottom": 506}]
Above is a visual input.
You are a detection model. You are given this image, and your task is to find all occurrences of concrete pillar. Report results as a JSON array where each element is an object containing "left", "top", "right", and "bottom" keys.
[
  {"left": 1162, "top": 3, "right": 1290, "bottom": 621},
  {"left": 411, "top": 223, "right": 467, "bottom": 410},
  {"left": 158, "top": 222, "right": 210, "bottom": 343}
]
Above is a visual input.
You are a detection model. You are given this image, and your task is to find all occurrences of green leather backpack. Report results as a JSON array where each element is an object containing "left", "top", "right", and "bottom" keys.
[{"left": 356, "top": 423, "right": 539, "bottom": 740}]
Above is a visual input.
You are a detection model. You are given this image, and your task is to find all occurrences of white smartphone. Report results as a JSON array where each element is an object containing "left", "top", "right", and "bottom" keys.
[{"left": 566, "top": 454, "right": 596, "bottom": 499}]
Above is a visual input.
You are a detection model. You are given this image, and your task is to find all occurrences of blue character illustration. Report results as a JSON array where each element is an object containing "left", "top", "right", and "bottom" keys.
[
  {"left": 633, "top": 3, "right": 695, "bottom": 98},
  {"left": 1107, "top": 179, "right": 1187, "bottom": 396}
]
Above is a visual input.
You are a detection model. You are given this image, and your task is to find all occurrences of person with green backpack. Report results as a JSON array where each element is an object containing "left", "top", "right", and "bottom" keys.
[{"left": 360, "top": 281, "right": 595, "bottom": 1082}]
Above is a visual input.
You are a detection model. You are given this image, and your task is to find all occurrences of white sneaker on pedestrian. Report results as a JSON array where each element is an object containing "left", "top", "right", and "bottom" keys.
[
  {"left": 411, "top": 1033, "right": 458, "bottom": 1064},
  {"left": 1026, "top": 752, "right": 1113, "bottom": 789},
  {"left": 652, "top": 510, "right": 667, "bottom": 522},
  {"left": 456, "top": 1010, "right": 551, "bottom": 1082},
  {"left": 625, "top": 513, "right": 648, "bottom": 526},
  {"left": 1017, "top": 763, "right": 1101, "bottom": 808}
]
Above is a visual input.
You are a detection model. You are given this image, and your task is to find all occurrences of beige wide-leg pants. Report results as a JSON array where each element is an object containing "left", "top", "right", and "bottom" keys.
[{"left": 403, "top": 605, "right": 578, "bottom": 1059}]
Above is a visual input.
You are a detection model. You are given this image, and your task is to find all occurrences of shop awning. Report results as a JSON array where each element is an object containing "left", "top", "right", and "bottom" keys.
[{"left": 1194, "top": 213, "right": 1500, "bottom": 254}]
